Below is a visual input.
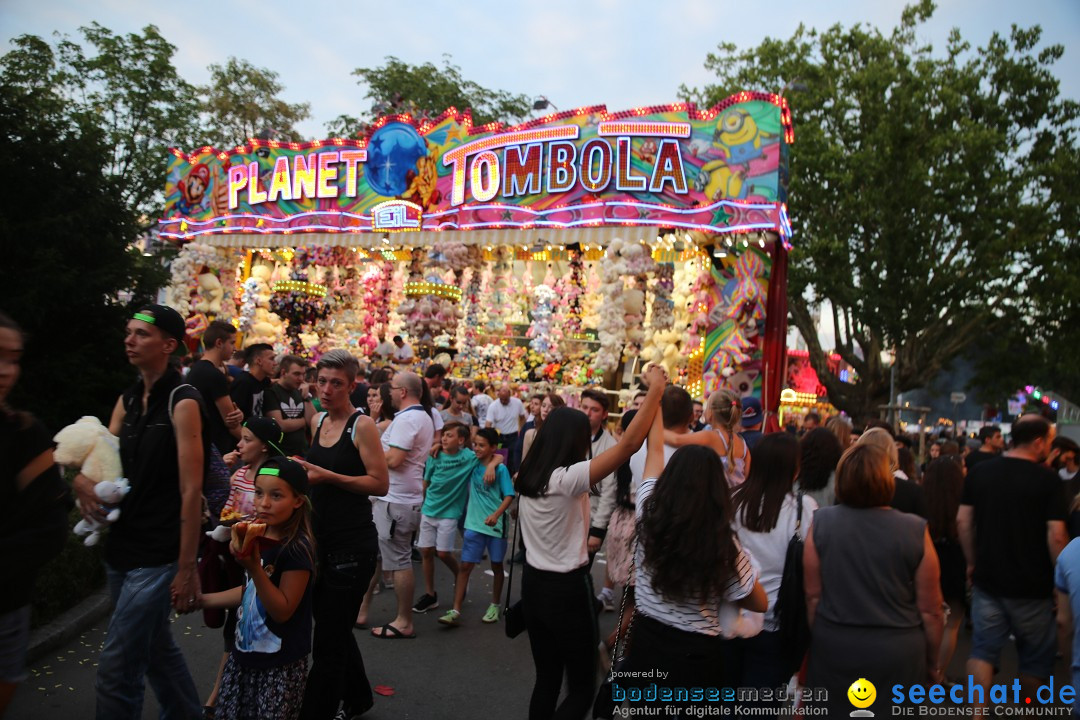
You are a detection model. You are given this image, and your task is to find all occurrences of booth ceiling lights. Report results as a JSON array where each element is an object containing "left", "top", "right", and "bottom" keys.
[
  {"left": 272, "top": 280, "right": 327, "bottom": 297},
  {"left": 404, "top": 281, "right": 462, "bottom": 302}
]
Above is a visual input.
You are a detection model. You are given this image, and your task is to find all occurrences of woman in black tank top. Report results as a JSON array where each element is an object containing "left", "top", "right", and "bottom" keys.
[
  {"left": 294, "top": 351, "right": 388, "bottom": 720},
  {"left": 306, "top": 411, "right": 376, "bottom": 548}
]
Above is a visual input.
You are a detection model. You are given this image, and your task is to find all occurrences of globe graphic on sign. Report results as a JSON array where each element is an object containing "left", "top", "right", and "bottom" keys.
[{"left": 366, "top": 122, "right": 427, "bottom": 197}]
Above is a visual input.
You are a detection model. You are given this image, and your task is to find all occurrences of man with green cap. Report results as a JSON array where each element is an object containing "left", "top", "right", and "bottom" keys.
[{"left": 73, "top": 304, "right": 207, "bottom": 719}]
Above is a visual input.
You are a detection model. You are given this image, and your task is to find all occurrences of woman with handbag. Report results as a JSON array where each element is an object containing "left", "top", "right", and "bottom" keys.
[
  {"left": 622, "top": 397, "right": 767, "bottom": 716},
  {"left": 516, "top": 365, "right": 667, "bottom": 720},
  {"left": 804, "top": 443, "right": 944, "bottom": 716},
  {"left": 724, "top": 432, "right": 817, "bottom": 715}
]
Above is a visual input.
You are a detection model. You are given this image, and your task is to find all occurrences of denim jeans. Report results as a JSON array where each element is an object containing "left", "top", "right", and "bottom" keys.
[
  {"left": 970, "top": 587, "right": 1056, "bottom": 678},
  {"left": 96, "top": 563, "right": 201, "bottom": 720},
  {"left": 299, "top": 545, "right": 378, "bottom": 719}
]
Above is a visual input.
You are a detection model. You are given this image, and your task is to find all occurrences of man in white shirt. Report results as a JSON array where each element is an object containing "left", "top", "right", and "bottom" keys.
[
  {"left": 485, "top": 384, "right": 526, "bottom": 454},
  {"left": 627, "top": 385, "right": 692, "bottom": 492},
  {"left": 391, "top": 335, "right": 414, "bottom": 365},
  {"left": 372, "top": 333, "right": 395, "bottom": 363},
  {"left": 581, "top": 388, "right": 618, "bottom": 561},
  {"left": 371, "top": 371, "right": 433, "bottom": 639}
]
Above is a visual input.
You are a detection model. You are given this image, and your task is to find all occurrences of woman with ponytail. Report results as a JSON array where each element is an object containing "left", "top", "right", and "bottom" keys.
[{"left": 663, "top": 389, "right": 750, "bottom": 487}]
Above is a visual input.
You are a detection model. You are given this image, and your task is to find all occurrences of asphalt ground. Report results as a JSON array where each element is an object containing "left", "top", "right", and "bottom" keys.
[{"left": 9, "top": 549, "right": 1075, "bottom": 720}]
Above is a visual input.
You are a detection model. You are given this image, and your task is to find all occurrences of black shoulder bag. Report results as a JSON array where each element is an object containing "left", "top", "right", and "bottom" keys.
[
  {"left": 503, "top": 509, "right": 527, "bottom": 638},
  {"left": 775, "top": 491, "right": 811, "bottom": 678},
  {"left": 593, "top": 539, "right": 636, "bottom": 719}
]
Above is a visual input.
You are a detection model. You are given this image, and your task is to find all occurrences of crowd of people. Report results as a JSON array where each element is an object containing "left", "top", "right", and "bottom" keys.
[{"left": 3, "top": 304, "right": 1080, "bottom": 720}]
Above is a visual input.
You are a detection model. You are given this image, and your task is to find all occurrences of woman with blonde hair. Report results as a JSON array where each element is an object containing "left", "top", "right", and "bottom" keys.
[
  {"left": 825, "top": 415, "right": 852, "bottom": 449},
  {"left": 857, "top": 427, "right": 925, "bottom": 516},
  {"left": 663, "top": 389, "right": 749, "bottom": 486}
]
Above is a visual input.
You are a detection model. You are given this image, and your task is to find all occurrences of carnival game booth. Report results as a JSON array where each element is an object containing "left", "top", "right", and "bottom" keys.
[
  {"left": 160, "top": 93, "right": 794, "bottom": 426},
  {"left": 778, "top": 349, "right": 854, "bottom": 428}
]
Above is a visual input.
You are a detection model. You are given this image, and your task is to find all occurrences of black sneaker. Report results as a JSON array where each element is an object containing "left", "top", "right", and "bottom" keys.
[{"left": 412, "top": 593, "right": 439, "bottom": 613}]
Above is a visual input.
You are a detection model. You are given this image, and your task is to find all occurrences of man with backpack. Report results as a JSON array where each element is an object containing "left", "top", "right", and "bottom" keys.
[{"left": 73, "top": 304, "right": 207, "bottom": 718}]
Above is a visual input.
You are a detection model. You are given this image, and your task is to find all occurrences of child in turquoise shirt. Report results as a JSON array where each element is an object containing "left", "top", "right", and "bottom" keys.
[
  {"left": 413, "top": 423, "right": 497, "bottom": 614},
  {"left": 439, "top": 428, "right": 515, "bottom": 626}
]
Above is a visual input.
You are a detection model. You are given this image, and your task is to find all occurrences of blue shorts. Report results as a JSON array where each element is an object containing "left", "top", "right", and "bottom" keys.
[
  {"left": 970, "top": 587, "right": 1056, "bottom": 678},
  {"left": 461, "top": 529, "right": 508, "bottom": 565}
]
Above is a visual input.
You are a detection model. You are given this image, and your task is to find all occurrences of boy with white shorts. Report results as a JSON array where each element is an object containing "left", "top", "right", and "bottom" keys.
[
  {"left": 439, "top": 429, "right": 515, "bottom": 626},
  {"left": 413, "top": 423, "right": 484, "bottom": 614}
]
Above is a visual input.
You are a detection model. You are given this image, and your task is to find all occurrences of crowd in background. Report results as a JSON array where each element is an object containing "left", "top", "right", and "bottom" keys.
[{"left": 4, "top": 307, "right": 1080, "bottom": 720}]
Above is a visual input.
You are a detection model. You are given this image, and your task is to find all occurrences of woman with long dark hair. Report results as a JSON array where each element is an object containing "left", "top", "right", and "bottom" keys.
[
  {"left": 375, "top": 381, "right": 396, "bottom": 433},
  {"left": 516, "top": 365, "right": 667, "bottom": 720},
  {"left": 625, "top": 399, "right": 767, "bottom": 714},
  {"left": 797, "top": 428, "right": 843, "bottom": 509},
  {"left": 922, "top": 458, "right": 966, "bottom": 677},
  {"left": 725, "top": 433, "right": 816, "bottom": 700},
  {"left": 0, "top": 311, "right": 70, "bottom": 714},
  {"left": 521, "top": 392, "right": 565, "bottom": 462}
]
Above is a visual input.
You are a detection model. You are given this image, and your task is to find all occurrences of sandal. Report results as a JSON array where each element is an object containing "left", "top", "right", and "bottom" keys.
[{"left": 371, "top": 623, "right": 416, "bottom": 639}]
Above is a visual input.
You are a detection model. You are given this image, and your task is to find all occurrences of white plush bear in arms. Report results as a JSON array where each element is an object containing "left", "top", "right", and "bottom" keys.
[{"left": 53, "top": 416, "right": 129, "bottom": 546}]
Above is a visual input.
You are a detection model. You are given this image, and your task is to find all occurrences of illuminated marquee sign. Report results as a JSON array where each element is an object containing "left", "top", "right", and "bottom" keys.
[
  {"left": 161, "top": 93, "right": 793, "bottom": 241},
  {"left": 372, "top": 200, "right": 422, "bottom": 232}
]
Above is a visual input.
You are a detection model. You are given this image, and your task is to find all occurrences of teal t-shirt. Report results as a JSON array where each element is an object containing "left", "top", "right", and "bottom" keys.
[
  {"left": 464, "top": 463, "right": 515, "bottom": 538},
  {"left": 421, "top": 448, "right": 478, "bottom": 519}
]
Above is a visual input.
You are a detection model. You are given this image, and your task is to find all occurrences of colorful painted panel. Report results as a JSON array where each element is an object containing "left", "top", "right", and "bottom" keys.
[{"left": 703, "top": 245, "right": 772, "bottom": 399}]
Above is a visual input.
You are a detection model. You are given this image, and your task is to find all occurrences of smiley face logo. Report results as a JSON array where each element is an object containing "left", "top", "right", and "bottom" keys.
[{"left": 847, "top": 678, "right": 876, "bottom": 713}]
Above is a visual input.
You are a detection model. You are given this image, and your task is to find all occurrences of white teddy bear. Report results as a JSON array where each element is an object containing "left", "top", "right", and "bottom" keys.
[
  {"left": 53, "top": 416, "right": 129, "bottom": 546},
  {"left": 195, "top": 272, "right": 224, "bottom": 314}
]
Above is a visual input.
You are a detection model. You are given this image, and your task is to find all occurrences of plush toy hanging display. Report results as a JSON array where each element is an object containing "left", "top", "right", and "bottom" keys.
[
  {"left": 526, "top": 284, "right": 560, "bottom": 361},
  {"left": 595, "top": 238, "right": 628, "bottom": 373}
]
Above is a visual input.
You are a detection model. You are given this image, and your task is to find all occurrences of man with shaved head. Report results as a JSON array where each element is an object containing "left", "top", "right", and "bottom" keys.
[
  {"left": 370, "top": 371, "right": 435, "bottom": 639},
  {"left": 485, "top": 383, "right": 526, "bottom": 470},
  {"left": 958, "top": 414, "right": 1068, "bottom": 707}
]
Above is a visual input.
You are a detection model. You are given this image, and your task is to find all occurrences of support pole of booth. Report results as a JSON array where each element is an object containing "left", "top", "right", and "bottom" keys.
[{"left": 762, "top": 240, "right": 789, "bottom": 434}]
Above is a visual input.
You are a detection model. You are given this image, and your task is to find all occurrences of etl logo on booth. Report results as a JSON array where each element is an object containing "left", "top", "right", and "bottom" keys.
[{"left": 889, "top": 677, "right": 1074, "bottom": 716}]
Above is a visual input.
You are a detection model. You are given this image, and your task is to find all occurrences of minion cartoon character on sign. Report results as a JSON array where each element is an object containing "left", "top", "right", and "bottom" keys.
[
  {"left": 695, "top": 107, "right": 779, "bottom": 201},
  {"left": 847, "top": 678, "right": 876, "bottom": 717}
]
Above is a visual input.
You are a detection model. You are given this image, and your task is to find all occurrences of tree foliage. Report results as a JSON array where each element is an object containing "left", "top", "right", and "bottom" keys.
[
  {"left": 52, "top": 23, "right": 204, "bottom": 226},
  {"left": 682, "top": 0, "right": 1079, "bottom": 418},
  {"left": 201, "top": 57, "right": 311, "bottom": 148},
  {"left": 327, "top": 55, "right": 534, "bottom": 137},
  {"left": 0, "top": 36, "right": 166, "bottom": 432}
]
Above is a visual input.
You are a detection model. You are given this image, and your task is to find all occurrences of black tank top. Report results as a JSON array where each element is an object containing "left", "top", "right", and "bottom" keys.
[{"left": 306, "top": 411, "right": 375, "bottom": 552}]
